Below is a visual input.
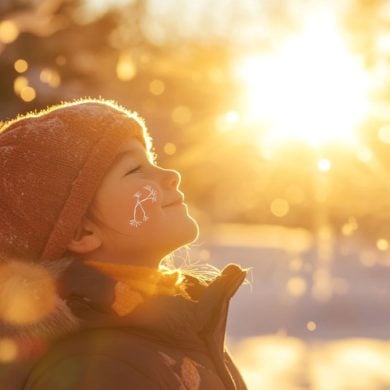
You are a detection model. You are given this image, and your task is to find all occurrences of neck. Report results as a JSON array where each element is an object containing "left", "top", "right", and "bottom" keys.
[{"left": 80, "top": 249, "right": 163, "bottom": 269}]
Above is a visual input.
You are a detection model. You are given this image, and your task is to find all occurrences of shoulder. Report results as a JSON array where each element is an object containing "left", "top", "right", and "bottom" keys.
[
  {"left": 24, "top": 328, "right": 182, "bottom": 390},
  {"left": 25, "top": 353, "right": 159, "bottom": 390}
]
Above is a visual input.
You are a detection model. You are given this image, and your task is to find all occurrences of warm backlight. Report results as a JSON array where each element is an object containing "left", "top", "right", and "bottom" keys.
[{"left": 235, "top": 9, "right": 370, "bottom": 147}]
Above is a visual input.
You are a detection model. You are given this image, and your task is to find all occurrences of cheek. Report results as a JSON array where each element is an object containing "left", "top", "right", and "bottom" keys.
[{"left": 127, "top": 184, "right": 161, "bottom": 228}]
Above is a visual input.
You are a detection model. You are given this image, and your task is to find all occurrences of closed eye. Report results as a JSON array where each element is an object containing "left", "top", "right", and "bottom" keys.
[{"left": 125, "top": 165, "right": 141, "bottom": 176}]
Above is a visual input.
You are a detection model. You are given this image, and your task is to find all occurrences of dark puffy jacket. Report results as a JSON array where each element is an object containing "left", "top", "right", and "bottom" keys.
[{"left": 0, "top": 257, "right": 247, "bottom": 389}]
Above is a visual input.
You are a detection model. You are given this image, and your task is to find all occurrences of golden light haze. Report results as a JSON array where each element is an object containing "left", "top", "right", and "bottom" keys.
[
  {"left": 234, "top": 6, "right": 371, "bottom": 148},
  {"left": 231, "top": 336, "right": 390, "bottom": 390}
]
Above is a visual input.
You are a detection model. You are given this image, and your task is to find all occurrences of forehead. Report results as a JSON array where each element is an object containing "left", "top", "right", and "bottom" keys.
[
  {"left": 118, "top": 137, "right": 145, "bottom": 154},
  {"left": 112, "top": 138, "right": 146, "bottom": 166}
]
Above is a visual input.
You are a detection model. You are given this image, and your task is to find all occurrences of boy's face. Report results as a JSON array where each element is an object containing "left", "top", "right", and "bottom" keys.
[{"left": 83, "top": 137, "right": 199, "bottom": 266}]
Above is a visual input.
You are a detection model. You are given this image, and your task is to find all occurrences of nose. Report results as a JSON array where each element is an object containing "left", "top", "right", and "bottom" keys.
[{"left": 160, "top": 168, "right": 181, "bottom": 189}]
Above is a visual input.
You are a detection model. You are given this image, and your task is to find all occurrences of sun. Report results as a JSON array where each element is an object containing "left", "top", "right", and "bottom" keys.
[{"left": 234, "top": 8, "right": 371, "bottom": 147}]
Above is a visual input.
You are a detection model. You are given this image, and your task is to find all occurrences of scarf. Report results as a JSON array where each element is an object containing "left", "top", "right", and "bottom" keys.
[{"left": 84, "top": 260, "right": 189, "bottom": 317}]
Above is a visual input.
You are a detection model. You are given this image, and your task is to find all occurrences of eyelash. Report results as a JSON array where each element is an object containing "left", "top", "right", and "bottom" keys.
[{"left": 126, "top": 165, "right": 142, "bottom": 175}]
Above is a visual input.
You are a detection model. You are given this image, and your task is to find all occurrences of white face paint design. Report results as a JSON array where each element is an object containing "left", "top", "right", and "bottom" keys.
[{"left": 129, "top": 185, "right": 158, "bottom": 228}]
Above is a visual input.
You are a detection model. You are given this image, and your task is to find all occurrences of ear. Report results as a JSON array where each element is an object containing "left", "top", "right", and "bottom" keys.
[{"left": 66, "top": 217, "right": 102, "bottom": 254}]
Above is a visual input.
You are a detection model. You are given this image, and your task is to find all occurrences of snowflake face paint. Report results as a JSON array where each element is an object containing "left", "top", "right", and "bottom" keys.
[{"left": 129, "top": 185, "right": 158, "bottom": 228}]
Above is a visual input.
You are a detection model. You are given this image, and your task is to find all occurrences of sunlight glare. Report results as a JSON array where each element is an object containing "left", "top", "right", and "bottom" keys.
[
  {"left": 235, "top": 8, "right": 370, "bottom": 147},
  {"left": 317, "top": 158, "right": 331, "bottom": 172}
]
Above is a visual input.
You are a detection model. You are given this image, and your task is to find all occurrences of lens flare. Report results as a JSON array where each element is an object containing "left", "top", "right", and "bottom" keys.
[{"left": 0, "top": 261, "right": 56, "bottom": 325}]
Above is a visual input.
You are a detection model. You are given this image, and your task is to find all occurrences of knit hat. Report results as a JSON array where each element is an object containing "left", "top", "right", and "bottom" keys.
[{"left": 0, "top": 98, "right": 152, "bottom": 262}]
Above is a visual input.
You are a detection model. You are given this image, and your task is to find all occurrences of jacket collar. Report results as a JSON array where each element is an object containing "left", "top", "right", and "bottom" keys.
[{"left": 0, "top": 256, "right": 246, "bottom": 359}]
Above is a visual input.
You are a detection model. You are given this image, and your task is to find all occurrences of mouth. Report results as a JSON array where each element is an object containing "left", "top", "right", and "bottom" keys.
[{"left": 163, "top": 196, "right": 185, "bottom": 208}]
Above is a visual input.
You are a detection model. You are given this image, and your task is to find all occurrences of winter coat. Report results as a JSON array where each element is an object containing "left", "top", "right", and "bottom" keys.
[{"left": 0, "top": 256, "right": 247, "bottom": 389}]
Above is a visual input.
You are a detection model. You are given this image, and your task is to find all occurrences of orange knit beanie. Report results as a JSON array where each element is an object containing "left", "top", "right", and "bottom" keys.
[{"left": 0, "top": 98, "right": 150, "bottom": 262}]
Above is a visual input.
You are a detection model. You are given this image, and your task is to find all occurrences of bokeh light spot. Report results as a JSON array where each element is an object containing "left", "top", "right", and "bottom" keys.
[
  {"left": 163, "top": 142, "right": 176, "bottom": 155},
  {"left": 20, "top": 86, "right": 36, "bottom": 102},
  {"left": 116, "top": 51, "right": 137, "bottom": 81},
  {"left": 149, "top": 79, "right": 165, "bottom": 95},
  {"left": 312, "top": 269, "right": 333, "bottom": 302},
  {"left": 376, "top": 238, "right": 388, "bottom": 251},
  {"left": 14, "top": 59, "right": 28, "bottom": 73},
  {"left": 0, "top": 20, "right": 19, "bottom": 44},
  {"left": 286, "top": 276, "right": 307, "bottom": 297},
  {"left": 13, "top": 76, "right": 28, "bottom": 95},
  {"left": 171, "top": 105, "right": 192, "bottom": 125},
  {"left": 40, "top": 68, "right": 61, "bottom": 88},
  {"left": 378, "top": 125, "right": 390, "bottom": 143},
  {"left": 341, "top": 217, "right": 358, "bottom": 236},
  {"left": 215, "top": 111, "right": 241, "bottom": 132},
  {"left": 199, "top": 249, "right": 211, "bottom": 261},
  {"left": 270, "top": 198, "right": 289, "bottom": 218},
  {"left": 306, "top": 321, "right": 317, "bottom": 331},
  {"left": 356, "top": 146, "right": 373, "bottom": 162}
]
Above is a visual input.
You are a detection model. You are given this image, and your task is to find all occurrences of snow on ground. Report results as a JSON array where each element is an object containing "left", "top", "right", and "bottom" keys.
[{"left": 187, "top": 223, "right": 390, "bottom": 389}]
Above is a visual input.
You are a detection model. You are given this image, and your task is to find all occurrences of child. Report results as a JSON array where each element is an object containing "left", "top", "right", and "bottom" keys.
[{"left": 0, "top": 98, "right": 247, "bottom": 389}]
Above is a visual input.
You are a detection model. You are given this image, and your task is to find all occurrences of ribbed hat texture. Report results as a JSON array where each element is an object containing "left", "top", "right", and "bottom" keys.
[{"left": 0, "top": 98, "right": 150, "bottom": 262}]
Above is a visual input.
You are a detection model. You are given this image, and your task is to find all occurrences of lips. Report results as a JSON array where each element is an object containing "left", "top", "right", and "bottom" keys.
[{"left": 163, "top": 196, "right": 184, "bottom": 207}]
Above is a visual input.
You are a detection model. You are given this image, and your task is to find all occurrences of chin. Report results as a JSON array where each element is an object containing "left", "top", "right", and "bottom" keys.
[
  {"left": 173, "top": 216, "right": 199, "bottom": 249},
  {"left": 187, "top": 214, "right": 200, "bottom": 240}
]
